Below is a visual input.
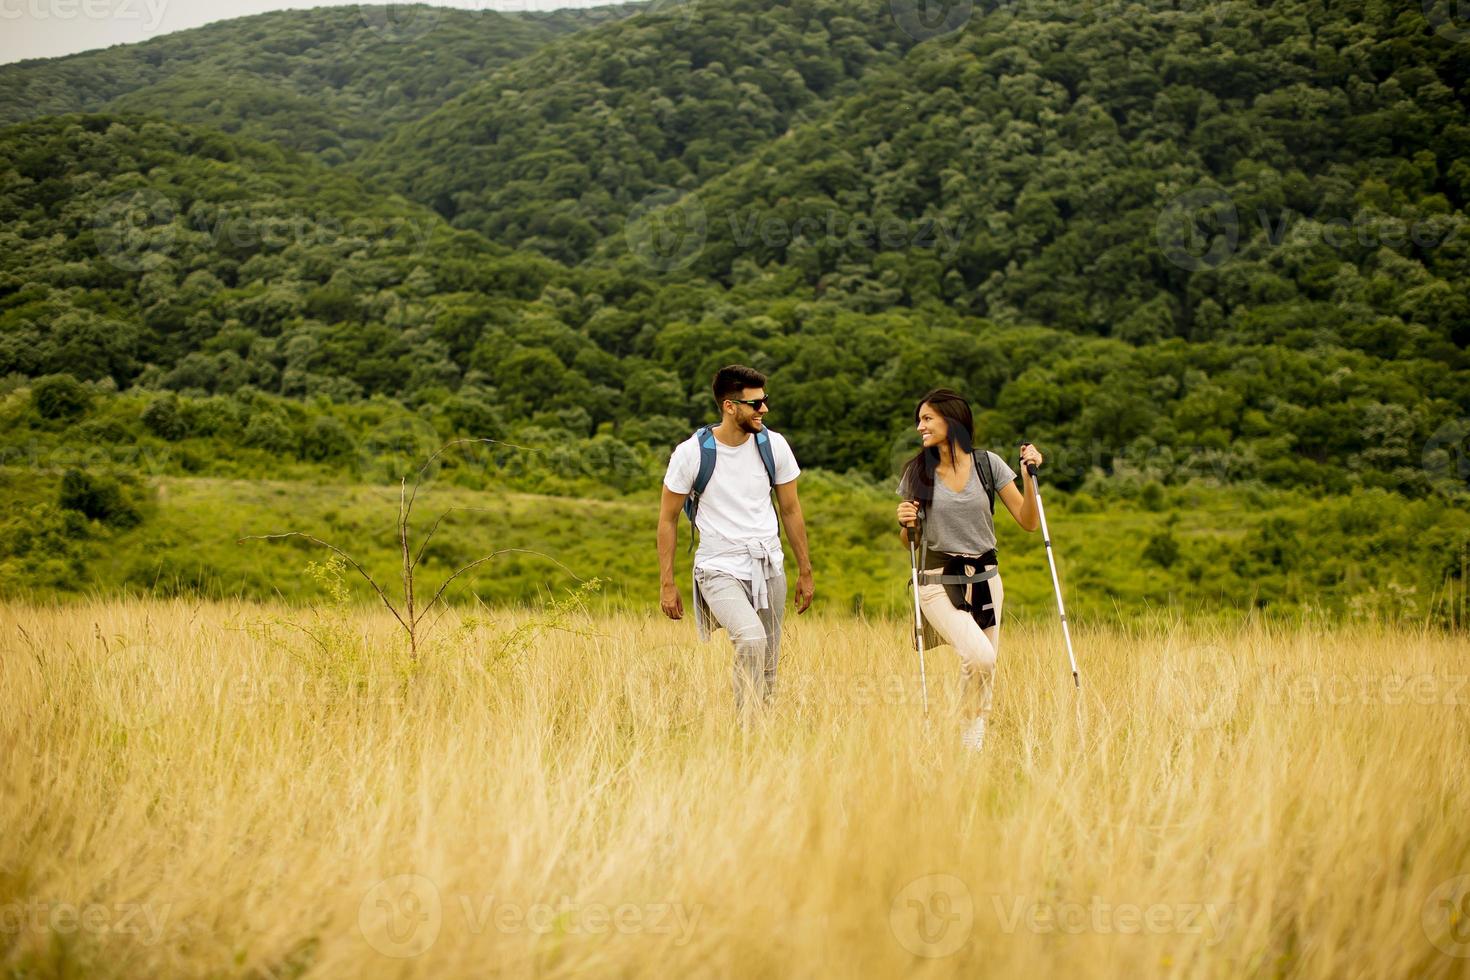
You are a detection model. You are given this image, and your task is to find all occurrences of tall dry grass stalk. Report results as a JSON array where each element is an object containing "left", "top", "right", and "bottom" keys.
[{"left": 2, "top": 598, "right": 1467, "bottom": 978}]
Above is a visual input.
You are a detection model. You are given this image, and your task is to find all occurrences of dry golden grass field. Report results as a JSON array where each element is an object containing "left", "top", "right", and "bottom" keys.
[{"left": 2, "top": 598, "right": 1468, "bottom": 978}]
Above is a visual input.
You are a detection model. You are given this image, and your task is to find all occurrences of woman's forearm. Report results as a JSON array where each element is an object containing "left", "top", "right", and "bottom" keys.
[{"left": 1019, "top": 470, "right": 1039, "bottom": 531}]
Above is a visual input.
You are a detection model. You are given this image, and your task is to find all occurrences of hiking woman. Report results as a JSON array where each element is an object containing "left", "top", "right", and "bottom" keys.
[{"left": 895, "top": 388, "right": 1043, "bottom": 751}]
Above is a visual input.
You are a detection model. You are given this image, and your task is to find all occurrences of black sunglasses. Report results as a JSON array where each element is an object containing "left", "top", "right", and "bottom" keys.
[{"left": 727, "top": 396, "right": 770, "bottom": 409}]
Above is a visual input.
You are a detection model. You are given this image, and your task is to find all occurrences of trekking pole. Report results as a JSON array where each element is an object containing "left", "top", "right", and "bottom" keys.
[
  {"left": 1021, "top": 442, "right": 1080, "bottom": 689},
  {"left": 906, "top": 505, "right": 931, "bottom": 718}
]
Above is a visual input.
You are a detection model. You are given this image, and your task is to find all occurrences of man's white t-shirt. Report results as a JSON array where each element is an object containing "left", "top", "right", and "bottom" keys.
[{"left": 663, "top": 427, "right": 801, "bottom": 581}]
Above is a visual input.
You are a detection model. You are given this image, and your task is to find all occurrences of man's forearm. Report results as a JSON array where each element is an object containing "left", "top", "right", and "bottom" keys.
[
  {"left": 657, "top": 518, "right": 678, "bottom": 585},
  {"left": 781, "top": 507, "right": 813, "bottom": 574}
]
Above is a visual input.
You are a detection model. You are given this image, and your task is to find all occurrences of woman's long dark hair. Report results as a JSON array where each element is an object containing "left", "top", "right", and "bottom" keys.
[{"left": 899, "top": 388, "right": 974, "bottom": 508}]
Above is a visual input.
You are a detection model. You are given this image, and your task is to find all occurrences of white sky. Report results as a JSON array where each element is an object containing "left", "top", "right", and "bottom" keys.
[{"left": 0, "top": 0, "right": 635, "bottom": 65}]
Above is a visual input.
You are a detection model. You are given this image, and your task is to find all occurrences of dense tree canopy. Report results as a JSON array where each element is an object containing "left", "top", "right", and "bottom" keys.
[
  {"left": 620, "top": 0, "right": 1470, "bottom": 351},
  {"left": 0, "top": 0, "right": 1466, "bottom": 504},
  {"left": 0, "top": 4, "right": 633, "bottom": 162},
  {"left": 355, "top": 0, "right": 918, "bottom": 261}
]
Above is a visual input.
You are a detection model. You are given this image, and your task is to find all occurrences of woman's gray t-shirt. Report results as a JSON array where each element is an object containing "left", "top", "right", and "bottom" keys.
[{"left": 896, "top": 451, "right": 1019, "bottom": 560}]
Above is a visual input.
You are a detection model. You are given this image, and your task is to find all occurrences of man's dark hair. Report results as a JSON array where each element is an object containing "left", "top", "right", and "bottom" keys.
[{"left": 712, "top": 364, "right": 767, "bottom": 406}]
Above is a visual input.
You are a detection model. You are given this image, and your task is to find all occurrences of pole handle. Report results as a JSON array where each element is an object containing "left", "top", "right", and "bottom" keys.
[{"left": 1018, "top": 440, "right": 1038, "bottom": 477}]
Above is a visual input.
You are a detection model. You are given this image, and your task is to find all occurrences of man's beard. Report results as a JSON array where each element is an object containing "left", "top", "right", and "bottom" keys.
[{"left": 737, "top": 414, "right": 764, "bottom": 434}]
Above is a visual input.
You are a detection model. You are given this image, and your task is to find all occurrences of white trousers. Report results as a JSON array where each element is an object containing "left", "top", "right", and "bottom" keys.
[{"left": 918, "top": 569, "right": 1004, "bottom": 722}]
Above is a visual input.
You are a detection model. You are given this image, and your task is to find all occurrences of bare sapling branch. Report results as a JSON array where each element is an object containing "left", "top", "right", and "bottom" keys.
[{"left": 240, "top": 438, "right": 577, "bottom": 663}]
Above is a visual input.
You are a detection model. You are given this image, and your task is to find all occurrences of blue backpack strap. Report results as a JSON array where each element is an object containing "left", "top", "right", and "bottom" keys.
[
  {"left": 682, "top": 424, "right": 719, "bottom": 527},
  {"left": 682, "top": 426, "right": 781, "bottom": 552},
  {"left": 754, "top": 427, "right": 778, "bottom": 487},
  {"left": 756, "top": 427, "right": 784, "bottom": 544}
]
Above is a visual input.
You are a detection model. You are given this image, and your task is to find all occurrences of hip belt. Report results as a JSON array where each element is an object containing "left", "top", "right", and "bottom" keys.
[
  {"left": 919, "top": 548, "right": 998, "bottom": 584},
  {"left": 919, "top": 549, "right": 998, "bottom": 630}
]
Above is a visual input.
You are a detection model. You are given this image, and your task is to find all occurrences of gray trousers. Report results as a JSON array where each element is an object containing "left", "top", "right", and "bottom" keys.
[{"left": 693, "top": 566, "right": 787, "bottom": 711}]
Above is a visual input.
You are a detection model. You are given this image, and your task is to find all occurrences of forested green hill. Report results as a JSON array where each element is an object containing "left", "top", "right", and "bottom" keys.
[
  {"left": 0, "top": 4, "right": 637, "bottom": 161},
  {"left": 0, "top": 0, "right": 1467, "bottom": 609},
  {"left": 0, "top": 113, "right": 571, "bottom": 401},
  {"left": 2, "top": 109, "right": 1464, "bottom": 490},
  {"left": 354, "top": 0, "right": 919, "bottom": 261},
  {"left": 644, "top": 0, "right": 1470, "bottom": 347}
]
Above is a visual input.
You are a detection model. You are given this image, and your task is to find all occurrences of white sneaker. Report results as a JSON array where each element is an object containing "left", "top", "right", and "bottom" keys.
[{"left": 961, "top": 716, "right": 986, "bottom": 752}]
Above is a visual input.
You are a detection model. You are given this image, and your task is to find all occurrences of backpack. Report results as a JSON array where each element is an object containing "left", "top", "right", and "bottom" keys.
[
  {"left": 972, "top": 449, "right": 998, "bottom": 514},
  {"left": 682, "top": 424, "right": 779, "bottom": 549}
]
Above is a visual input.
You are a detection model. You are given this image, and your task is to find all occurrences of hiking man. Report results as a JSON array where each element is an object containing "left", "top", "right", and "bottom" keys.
[{"left": 657, "top": 365, "right": 814, "bottom": 712}]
